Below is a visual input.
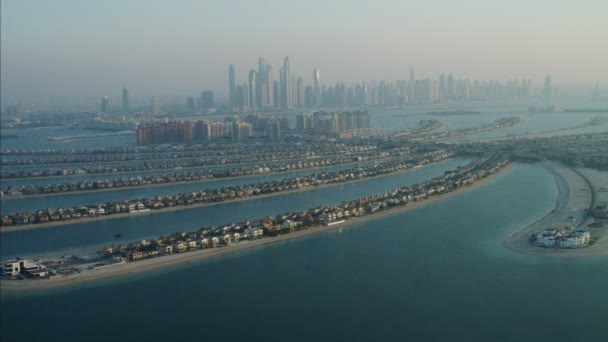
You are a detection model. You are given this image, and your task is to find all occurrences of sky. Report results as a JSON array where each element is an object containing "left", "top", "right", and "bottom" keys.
[{"left": 2, "top": 0, "right": 607, "bottom": 105}]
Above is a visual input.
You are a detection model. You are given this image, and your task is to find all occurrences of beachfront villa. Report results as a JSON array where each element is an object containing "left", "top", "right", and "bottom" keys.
[
  {"left": 534, "top": 228, "right": 591, "bottom": 248},
  {"left": 1, "top": 259, "right": 48, "bottom": 278}
]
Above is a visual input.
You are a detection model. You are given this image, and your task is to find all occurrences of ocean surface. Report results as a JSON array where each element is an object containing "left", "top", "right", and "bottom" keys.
[
  {"left": 2, "top": 98, "right": 608, "bottom": 341},
  {"left": 2, "top": 163, "right": 607, "bottom": 341}
]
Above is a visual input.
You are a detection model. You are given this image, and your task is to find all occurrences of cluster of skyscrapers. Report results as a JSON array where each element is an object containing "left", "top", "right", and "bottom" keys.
[
  {"left": 104, "top": 65, "right": 555, "bottom": 116},
  {"left": 100, "top": 87, "right": 162, "bottom": 116},
  {"left": 229, "top": 60, "right": 553, "bottom": 109},
  {"left": 229, "top": 57, "right": 323, "bottom": 111},
  {"left": 187, "top": 90, "right": 215, "bottom": 113}
]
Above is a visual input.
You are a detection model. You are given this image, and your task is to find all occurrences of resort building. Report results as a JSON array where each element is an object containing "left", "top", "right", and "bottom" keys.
[{"left": 534, "top": 227, "right": 591, "bottom": 248}]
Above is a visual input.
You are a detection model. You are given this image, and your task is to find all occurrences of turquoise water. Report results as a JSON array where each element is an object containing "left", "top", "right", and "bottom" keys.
[
  {"left": 2, "top": 163, "right": 607, "bottom": 341},
  {"left": 2, "top": 98, "right": 608, "bottom": 341}
]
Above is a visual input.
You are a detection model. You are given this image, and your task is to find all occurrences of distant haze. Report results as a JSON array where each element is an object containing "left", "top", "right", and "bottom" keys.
[{"left": 2, "top": 0, "right": 607, "bottom": 105}]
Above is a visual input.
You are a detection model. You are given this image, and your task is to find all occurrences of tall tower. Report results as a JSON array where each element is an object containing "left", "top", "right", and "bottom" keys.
[
  {"left": 410, "top": 67, "right": 415, "bottom": 83},
  {"left": 313, "top": 69, "right": 321, "bottom": 107},
  {"left": 266, "top": 65, "right": 275, "bottom": 108},
  {"left": 297, "top": 77, "right": 305, "bottom": 107},
  {"left": 101, "top": 96, "right": 110, "bottom": 114},
  {"left": 150, "top": 96, "right": 159, "bottom": 115},
  {"left": 281, "top": 56, "right": 292, "bottom": 109},
  {"left": 248, "top": 70, "right": 257, "bottom": 110},
  {"left": 122, "top": 86, "right": 130, "bottom": 114},
  {"left": 258, "top": 58, "right": 267, "bottom": 83},
  {"left": 543, "top": 75, "right": 552, "bottom": 99},
  {"left": 229, "top": 64, "right": 236, "bottom": 108},
  {"left": 257, "top": 58, "right": 267, "bottom": 108}
]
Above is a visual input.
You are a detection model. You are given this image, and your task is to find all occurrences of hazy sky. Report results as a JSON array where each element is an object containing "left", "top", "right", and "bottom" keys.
[{"left": 2, "top": 0, "right": 607, "bottom": 104}]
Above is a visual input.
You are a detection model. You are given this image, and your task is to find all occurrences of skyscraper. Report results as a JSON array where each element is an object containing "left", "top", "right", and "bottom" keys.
[
  {"left": 296, "top": 77, "right": 305, "bottom": 107},
  {"left": 544, "top": 74, "right": 552, "bottom": 99},
  {"left": 101, "top": 96, "right": 110, "bottom": 113},
  {"left": 266, "top": 65, "right": 275, "bottom": 108},
  {"left": 248, "top": 70, "right": 257, "bottom": 110},
  {"left": 281, "top": 56, "right": 292, "bottom": 109},
  {"left": 410, "top": 67, "right": 415, "bottom": 83},
  {"left": 241, "top": 82, "right": 250, "bottom": 110},
  {"left": 122, "top": 86, "right": 130, "bottom": 114},
  {"left": 257, "top": 58, "right": 267, "bottom": 108},
  {"left": 313, "top": 69, "right": 321, "bottom": 107},
  {"left": 186, "top": 97, "right": 195, "bottom": 112},
  {"left": 150, "top": 96, "right": 159, "bottom": 115},
  {"left": 266, "top": 119, "right": 281, "bottom": 141},
  {"left": 229, "top": 64, "right": 236, "bottom": 108}
]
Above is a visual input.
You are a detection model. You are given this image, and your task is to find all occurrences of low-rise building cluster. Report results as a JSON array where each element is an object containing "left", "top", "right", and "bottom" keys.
[
  {"left": 0, "top": 150, "right": 452, "bottom": 227},
  {"left": 85, "top": 154, "right": 509, "bottom": 269}
]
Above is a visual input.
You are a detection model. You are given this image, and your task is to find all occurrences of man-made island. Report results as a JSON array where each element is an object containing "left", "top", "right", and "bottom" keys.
[{"left": 1, "top": 155, "right": 510, "bottom": 290}]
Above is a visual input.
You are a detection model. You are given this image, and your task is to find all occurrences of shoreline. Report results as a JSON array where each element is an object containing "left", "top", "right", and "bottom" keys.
[
  {"left": 0, "top": 158, "right": 456, "bottom": 233},
  {"left": 0, "top": 163, "right": 512, "bottom": 292},
  {"left": 502, "top": 162, "right": 608, "bottom": 257}
]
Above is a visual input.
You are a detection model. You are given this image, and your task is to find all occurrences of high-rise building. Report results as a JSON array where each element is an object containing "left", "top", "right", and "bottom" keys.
[
  {"left": 281, "top": 56, "right": 292, "bottom": 109},
  {"left": 544, "top": 74, "right": 552, "bottom": 99},
  {"left": 296, "top": 113, "right": 314, "bottom": 130},
  {"left": 258, "top": 58, "right": 267, "bottom": 83},
  {"left": 150, "top": 96, "right": 160, "bottom": 115},
  {"left": 410, "top": 67, "right": 415, "bottom": 83},
  {"left": 229, "top": 64, "right": 236, "bottom": 108},
  {"left": 266, "top": 119, "right": 281, "bottom": 141},
  {"left": 248, "top": 70, "right": 257, "bottom": 110},
  {"left": 186, "top": 97, "right": 196, "bottom": 112},
  {"left": 266, "top": 65, "right": 275, "bottom": 108},
  {"left": 122, "top": 87, "right": 130, "bottom": 114},
  {"left": 198, "top": 90, "right": 215, "bottom": 109},
  {"left": 137, "top": 122, "right": 193, "bottom": 145},
  {"left": 313, "top": 69, "right": 321, "bottom": 107},
  {"left": 447, "top": 74, "right": 455, "bottom": 100},
  {"left": 296, "top": 77, "right": 305, "bottom": 107},
  {"left": 242, "top": 82, "right": 250, "bottom": 110},
  {"left": 273, "top": 80, "right": 280, "bottom": 108},
  {"left": 101, "top": 96, "right": 110, "bottom": 113}
]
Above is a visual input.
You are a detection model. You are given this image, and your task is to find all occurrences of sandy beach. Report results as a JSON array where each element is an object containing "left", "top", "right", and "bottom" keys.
[
  {"left": 0, "top": 158, "right": 455, "bottom": 233},
  {"left": 0, "top": 163, "right": 512, "bottom": 292},
  {"left": 503, "top": 162, "right": 608, "bottom": 257}
]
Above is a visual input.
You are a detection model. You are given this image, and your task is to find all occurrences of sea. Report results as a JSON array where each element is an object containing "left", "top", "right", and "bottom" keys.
[{"left": 1, "top": 97, "right": 608, "bottom": 341}]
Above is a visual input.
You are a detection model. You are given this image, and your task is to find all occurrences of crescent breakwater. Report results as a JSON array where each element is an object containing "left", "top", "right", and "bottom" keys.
[
  {"left": 502, "top": 162, "right": 608, "bottom": 257},
  {"left": 0, "top": 151, "right": 453, "bottom": 231},
  {"left": 0, "top": 155, "right": 510, "bottom": 291}
]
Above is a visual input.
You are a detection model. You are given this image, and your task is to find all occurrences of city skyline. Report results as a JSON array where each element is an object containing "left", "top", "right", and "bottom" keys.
[{"left": 2, "top": 0, "right": 608, "bottom": 105}]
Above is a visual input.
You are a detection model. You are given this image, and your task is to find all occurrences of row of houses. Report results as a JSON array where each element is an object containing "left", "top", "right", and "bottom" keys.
[
  {"left": 1, "top": 150, "right": 389, "bottom": 197},
  {"left": 1, "top": 143, "right": 380, "bottom": 180},
  {"left": 2, "top": 140, "right": 372, "bottom": 166},
  {"left": 0, "top": 150, "right": 452, "bottom": 227},
  {"left": 99, "top": 154, "right": 508, "bottom": 267},
  {"left": 104, "top": 227, "right": 266, "bottom": 261}
]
